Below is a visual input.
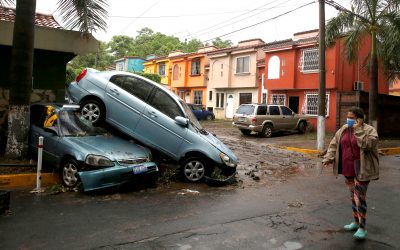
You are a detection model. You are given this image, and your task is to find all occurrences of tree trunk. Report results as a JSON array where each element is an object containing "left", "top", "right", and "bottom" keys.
[
  {"left": 369, "top": 31, "right": 378, "bottom": 129},
  {"left": 4, "top": 0, "right": 36, "bottom": 158}
]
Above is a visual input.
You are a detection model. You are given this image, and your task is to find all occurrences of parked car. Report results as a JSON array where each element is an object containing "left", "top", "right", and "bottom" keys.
[
  {"left": 232, "top": 104, "right": 308, "bottom": 137},
  {"left": 67, "top": 69, "right": 237, "bottom": 182},
  {"left": 187, "top": 104, "right": 215, "bottom": 120},
  {"left": 29, "top": 103, "right": 158, "bottom": 192}
]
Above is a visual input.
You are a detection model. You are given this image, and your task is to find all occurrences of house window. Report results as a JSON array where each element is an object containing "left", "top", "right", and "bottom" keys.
[
  {"left": 236, "top": 56, "right": 250, "bottom": 74},
  {"left": 193, "top": 90, "right": 203, "bottom": 105},
  {"left": 173, "top": 64, "right": 179, "bottom": 80},
  {"left": 299, "top": 48, "right": 319, "bottom": 73},
  {"left": 239, "top": 93, "right": 252, "bottom": 105},
  {"left": 216, "top": 93, "right": 225, "bottom": 108},
  {"left": 303, "top": 93, "right": 329, "bottom": 116},
  {"left": 268, "top": 56, "right": 280, "bottom": 79},
  {"left": 158, "top": 63, "right": 166, "bottom": 76},
  {"left": 191, "top": 59, "right": 200, "bottom": 75},
  {"left": 116, "top": 62, "right": 124, "bottom": 71},
  {"left": 270, "top": 94, "right": 286, "bottom": 105},
  {"left": 209, "top": 90, "right": 213, "bottom": 101}
]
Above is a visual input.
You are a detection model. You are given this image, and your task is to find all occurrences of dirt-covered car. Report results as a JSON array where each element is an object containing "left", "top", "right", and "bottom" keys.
[
  {"left": 232, "top": 104, "right": 308, "bottom": 137},
  {"left": 29, "top": 104, "right": 158, "bottom": 192}
]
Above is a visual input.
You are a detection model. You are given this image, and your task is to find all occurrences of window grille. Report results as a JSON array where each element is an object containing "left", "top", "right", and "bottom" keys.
[
  {"left": 302, "top": 92, "right": 329, "bottom": 116},
  {"left": 191, "top": 60, "right": 200, "bottom": 75},
  {"left": 116, "top": 62, "right": 124, "bottom": 71},
  {"left": 236, "top": 56, "right": 250, "bottom": 73},
  {"left": 158, "top": 63, "right": 166, "bottom": 76},
  {"left": 299, "top": 48, "right": 319, "bottom": 73},
  {"left": 216, "top": 93, "right": 225, "bottom": 108},
  {"left": 270, "top": 94, "right": 286, "bottom": 105},
  {"left": 194, "top": 91, "right": 203, "bottom": 105}
]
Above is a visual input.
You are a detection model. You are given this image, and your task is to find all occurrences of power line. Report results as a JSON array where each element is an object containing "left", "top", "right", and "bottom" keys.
[
  {"left": 119, "top": 0, "right": 160, "bottom": 34},
  {"left": 202, "top": 1, "right": 315, "bottom": 43}
]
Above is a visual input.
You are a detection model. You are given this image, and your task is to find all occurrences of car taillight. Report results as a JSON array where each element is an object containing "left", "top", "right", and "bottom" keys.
[
  {"left": 75, "top": 69, "right": 87, "bottom": 83},
  {"left": 251, "top": 117, "right": 257, "bottom": 124}
]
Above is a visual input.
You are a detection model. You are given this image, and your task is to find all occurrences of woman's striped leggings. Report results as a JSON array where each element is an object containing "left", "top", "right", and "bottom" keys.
[{"left": 345, "top": 177, "right": 370, "bottom": 229}]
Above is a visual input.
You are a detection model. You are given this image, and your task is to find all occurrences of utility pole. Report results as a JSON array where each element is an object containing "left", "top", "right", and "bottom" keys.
[{"left": 317, "top": 0, "right": 326, "bottom": 151}]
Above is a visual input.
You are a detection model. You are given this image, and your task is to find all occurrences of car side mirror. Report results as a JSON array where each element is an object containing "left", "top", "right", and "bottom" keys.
[
  {"left": 292, "top": 111, "right": 295, "bottom": 116},
  {"left": 175, "top": 116, "right": 189, "bottom": 127},
  {"left": 44, "top": 126, "right": 58, "bottom": 135}
]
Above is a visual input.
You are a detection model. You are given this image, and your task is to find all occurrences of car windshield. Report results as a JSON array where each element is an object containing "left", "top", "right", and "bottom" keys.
[
  {"left": 180, "top": 101, "right": 204, "bottom": 131},
  {"left": 237, "top": 105, "right": 255, "bottom": 115},
  {"left": 58, "top": 111, "right": 107, "bottom": 137}
]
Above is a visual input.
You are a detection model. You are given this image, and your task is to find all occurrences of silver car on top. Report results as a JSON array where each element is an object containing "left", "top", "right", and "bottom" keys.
[{"left": 67, "top": 68, "right": 237, "bottom": 182}]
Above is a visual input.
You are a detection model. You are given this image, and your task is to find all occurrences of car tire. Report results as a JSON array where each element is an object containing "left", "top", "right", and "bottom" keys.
[
  {"left": 181, "top": 157, "right": 208, "bottom": 182},
  {"left": 80, "top": 99, "right": 104, "bottom": 125},
  {"left": 297, "top": 121, "right": 307, "bottom": 134},
  {"left": 240, "top": 129, "right": 251, "bottom": 135},
  {"left": 206, "top": 114, "right": 213, "bottom": 120},
  {"left": 262, "top": 124, "right": 273, "bottom": 138},
  {"left": 61, "top": 158, "right": 80, "bottom": 188}
]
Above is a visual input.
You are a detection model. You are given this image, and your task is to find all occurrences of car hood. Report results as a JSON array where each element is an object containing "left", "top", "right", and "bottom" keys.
[
  {"left": 201, "top": 132, "right": 237, "bottom": 162},
  {"left": 64, "top": 136, "right": 148, "bottom": 161}
]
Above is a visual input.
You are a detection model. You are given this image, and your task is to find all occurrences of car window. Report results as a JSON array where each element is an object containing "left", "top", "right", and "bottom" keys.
[
  {"left": 109, "top": 75, "right": 126, "bottom": 88},
  {"left": 236, "top": 105, "right": 255, "bottom": 115},
  {"left": 269, "top": 106, "right": 280, "bottom": 115},
  {"left": 122, "top": 76, "right": 154, "bottom": 101},
  {"left": 257, "top": 106, "right": 267, "bottom": 115},
  {"left": 149, "top": 88, "right": 184, "bottom": 119},
  {"left": 192, "top": 105, "right": 203, "bottom": 111},
  {"left": 280, "top": 106, "right": 293, "bottom": 115}
]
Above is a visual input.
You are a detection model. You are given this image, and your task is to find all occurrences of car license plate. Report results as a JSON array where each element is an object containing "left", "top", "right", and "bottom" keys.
[
  {"left": 238, "top": 117, "right": 245, "bottom": 122},
  {"left": 133, "top": 165, "right": 147, "bottom": 174}
]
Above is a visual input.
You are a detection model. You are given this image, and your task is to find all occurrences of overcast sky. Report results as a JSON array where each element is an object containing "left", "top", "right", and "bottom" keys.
[{"left": 34, "top": 0, "right": 351, "bottom": 44}]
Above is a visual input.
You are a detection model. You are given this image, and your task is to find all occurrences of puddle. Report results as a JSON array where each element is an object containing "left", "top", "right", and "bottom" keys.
[{"left": 283, "top": 241, "right": 303, "bottom": 250}]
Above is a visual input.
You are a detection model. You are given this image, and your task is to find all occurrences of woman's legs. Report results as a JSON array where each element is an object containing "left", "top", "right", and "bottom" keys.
[
  {"left": 345, "top": 177, "right": 359, "bottom": 225},
  {"left": 354, "top": 179, "right": 370, "bottom": 229}
]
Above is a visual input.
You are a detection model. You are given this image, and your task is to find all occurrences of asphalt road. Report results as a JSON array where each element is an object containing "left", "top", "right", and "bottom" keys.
[{"left": 1, "top": 155, "right": 399, "bottom": 250}]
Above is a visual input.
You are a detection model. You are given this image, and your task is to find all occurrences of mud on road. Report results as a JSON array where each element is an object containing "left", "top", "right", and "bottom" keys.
[{"left": 201, "top": 120, "right": 321, "bottom": 188}]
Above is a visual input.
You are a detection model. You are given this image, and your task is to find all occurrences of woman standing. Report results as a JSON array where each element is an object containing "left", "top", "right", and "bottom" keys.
[{"left": 322, "top": 107, "right": 379, "bottom": 240}]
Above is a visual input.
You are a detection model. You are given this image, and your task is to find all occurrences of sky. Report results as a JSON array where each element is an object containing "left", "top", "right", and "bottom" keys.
[{"left": 33, "top": 0, "right": 352, "bottom": 45}]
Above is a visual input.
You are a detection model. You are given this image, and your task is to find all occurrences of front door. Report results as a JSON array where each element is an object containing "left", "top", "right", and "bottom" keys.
[
  {"left": 226, "top": 94, "right": 234, "bottom": 119},
  {"left": 288, "top": 96, "right": 299, "bottom": 114}
]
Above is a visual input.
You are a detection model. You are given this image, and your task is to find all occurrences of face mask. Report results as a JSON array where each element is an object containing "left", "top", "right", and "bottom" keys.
[{"left": 346, "top": 118, "right": 356, "bottom": 128}]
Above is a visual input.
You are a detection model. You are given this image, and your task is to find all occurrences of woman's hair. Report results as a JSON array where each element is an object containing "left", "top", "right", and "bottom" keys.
[{"left": 349, "top": 106, "right": 365, "bottom": 119}]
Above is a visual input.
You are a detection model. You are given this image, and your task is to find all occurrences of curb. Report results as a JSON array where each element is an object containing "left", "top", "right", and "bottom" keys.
[
  {"left": 0, "top": 173, "right": 60, "bottom": 189},
  {"left": 277, "top": 146, "right": 400, "bottom": 156}
]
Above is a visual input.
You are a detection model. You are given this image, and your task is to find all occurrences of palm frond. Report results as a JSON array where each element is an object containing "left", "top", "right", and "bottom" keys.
[
  {"left": 343, "top": 23, "right": 366, "bottom": 62},
  {"left": 326, "top": 11, "right": 355, "bottom": 47},
  {"left": 57, "top": 0, "right": 108, "bottom": 35}
]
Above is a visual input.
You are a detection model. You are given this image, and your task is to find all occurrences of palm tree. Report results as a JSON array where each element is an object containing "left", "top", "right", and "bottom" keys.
[
  {"left": 326, "top": 0, "right": 400, "bottom": 128},
  {"left": 0, "top": 0, "right": 108, "bottom": 158}
]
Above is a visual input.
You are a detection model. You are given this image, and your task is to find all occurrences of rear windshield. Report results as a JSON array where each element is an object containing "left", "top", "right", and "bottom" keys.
[{"left": 236, "top": 105, "right": 255, "bottom": 115}]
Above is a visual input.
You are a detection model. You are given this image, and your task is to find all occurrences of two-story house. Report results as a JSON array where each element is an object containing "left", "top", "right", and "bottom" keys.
[
  {"left": 143, "top": 54, "right": 171, "bottom": 87},
  {"left": 169, "top": 47, "right": 215, "bottom": 105},
  {"left": 114, "top": 56, "right": 145, "bottom": 72},
  {"left": 206, "top": 39, "right": 265, "bottom": 119},
  {"left": 263, "top": 29, "right": 389, "bottom": 132}
]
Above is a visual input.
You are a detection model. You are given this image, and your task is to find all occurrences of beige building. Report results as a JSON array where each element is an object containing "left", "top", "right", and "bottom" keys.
[{"left": 206, "top": 39, "right": 265, "bottom": 119}]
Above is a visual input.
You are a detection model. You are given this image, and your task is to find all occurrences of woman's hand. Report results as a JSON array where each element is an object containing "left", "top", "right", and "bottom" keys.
[{"left": 353, "top": 118, "right": 363, "bottom": 129}]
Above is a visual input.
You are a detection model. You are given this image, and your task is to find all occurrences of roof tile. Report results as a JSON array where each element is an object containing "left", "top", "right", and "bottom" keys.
[{"left": 0, "top": 6, "right": 62, "bottom": 29}]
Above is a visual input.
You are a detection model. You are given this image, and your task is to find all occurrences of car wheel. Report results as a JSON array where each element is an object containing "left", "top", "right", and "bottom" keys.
[
  {"left": 240, "top": 129, "right": 251, "bottom": 135},
  {"left": 206, "top": 114, "right": 213, "bottom": 120},
  {"left": 181, "top": 157, "right": 207, "bottom": 182},
  {"left": 61, "top": 159, "right": 80, "bottom": 188},
  {"left": 81, "top": 99, "right": 104, "bottom": 125},
  {"left": 297, "top": 121, "right": 307, "bottom": 134},
  {"left": 262, "top": 124, "right": 273, "bottom": 138}
]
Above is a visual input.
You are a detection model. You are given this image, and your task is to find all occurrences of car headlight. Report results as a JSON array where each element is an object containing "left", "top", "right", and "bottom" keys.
[
  {"left": 219, "top": 153, "right": 236, "bottom": 167},
  {"left": 85, "top": 155, "right": 114, "bottom": 167}
]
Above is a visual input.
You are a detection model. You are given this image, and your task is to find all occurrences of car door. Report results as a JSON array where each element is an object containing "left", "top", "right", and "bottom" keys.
[
  {"left": 256, "top": 105, "right": 268, "bottom": 127},
  {"left": 105, "top": 75, "right": 154, "bottom": 136},
  {"left": 30, "top": 125, "right": 60, "bottom": 167},
  {"left": 135, "top": 87, "right": 187, "bottom": 158},
  {"left": 280, "top": 106, "right": 297, "bottom": 129},
  {"left": 268, "top": 105, "right": 284, "bottom": 129}
]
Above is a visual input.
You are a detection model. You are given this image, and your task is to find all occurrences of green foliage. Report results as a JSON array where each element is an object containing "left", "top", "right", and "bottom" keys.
[
  {"left": 108, "top": 35, "right": 135, "bottom": 59},
  {"left": 211, "top": 37, "right": 233, "bottom": 48},
  {"left": 130, "top": 71, "right": 161, "bottom": 83},
  {"left": 182, "top": 39, "right": 204, "bottom": 53}
]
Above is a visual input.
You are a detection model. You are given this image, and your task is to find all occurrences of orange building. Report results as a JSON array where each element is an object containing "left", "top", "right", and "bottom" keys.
[
  {"left": 263, "top": 30, "right": 389, "bottom": 132},
  {"left": 169, "top": 47, "right": 216, "bottom": 105}
]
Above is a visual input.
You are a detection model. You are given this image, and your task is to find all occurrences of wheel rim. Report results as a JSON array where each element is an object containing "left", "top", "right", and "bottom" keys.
[
  {"left": 63, "top": 162, "right": 78, "bottom": 187},
  {"left": 299, "top": 122, "right": 306, "bottom": 132},
  {"left": 264, "top": 127, "right": 272, "bottom": 137},
  {"left": 82, "top": 103, "right": 100, "bottom": 123},
  {"left": 206, "top": 115, "right": 212, "bottom": 120},
  {"left": 184, "top": 160, "right": 205, "bottom": 182}
]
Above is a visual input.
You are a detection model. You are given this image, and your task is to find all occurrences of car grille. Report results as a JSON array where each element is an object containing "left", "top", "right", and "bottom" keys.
[{"left": 117, "top": 158, "right": 148, "bottom": 166}]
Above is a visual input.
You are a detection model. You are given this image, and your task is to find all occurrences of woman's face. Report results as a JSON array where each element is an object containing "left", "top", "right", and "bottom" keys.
[{"left": 347, "top": 112, "right": 357, "bottom": 120}]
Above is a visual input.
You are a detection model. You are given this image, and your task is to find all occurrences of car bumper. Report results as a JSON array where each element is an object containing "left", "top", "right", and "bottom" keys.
[
  {"left": 232, "top": 122, "right": 263, "bottom": 132},
  {"left": 78, "top": 162, "right": 159, "bottom": 192},
  {"left": 67, "top": 82, "right": 88, "bottom": 104}
]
